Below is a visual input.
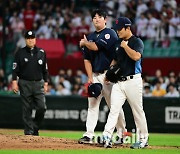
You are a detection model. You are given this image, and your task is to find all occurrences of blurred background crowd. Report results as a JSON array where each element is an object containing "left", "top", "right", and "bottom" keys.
[{"left": 0, "top": 0, "right": 179, "bottom": 97}]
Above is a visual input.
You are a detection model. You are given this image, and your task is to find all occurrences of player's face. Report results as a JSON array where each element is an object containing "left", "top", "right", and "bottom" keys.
[
  {"left": 117, "top": 27, "right": 130, "bottom": 39},
  {"left": 92, "top": 14, "right": 106, "bottom": 31},
  {"left": 25, "top": 38, "right": 36, "bottom": 48},
  {"left": 117, "top": 28, "right": 126, "bottom": 39}
]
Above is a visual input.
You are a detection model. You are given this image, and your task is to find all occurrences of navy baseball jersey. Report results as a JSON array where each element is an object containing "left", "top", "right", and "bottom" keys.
[
  {"left": 114, "top": 35, "right": 144, "bottom": 76},
  {"left": 82, "top": 28, "right": 118, "bottom": 73}
]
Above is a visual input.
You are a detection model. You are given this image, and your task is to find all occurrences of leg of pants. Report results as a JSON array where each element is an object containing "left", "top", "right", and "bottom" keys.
[
  {"left": 125, "top": 77, "right": 148, "bottom": 139},
  {"left": 19, "top": 80, "right": 34, "bottom": 134},
  {"left": 32, "top": 80, "right": 47, "bottom": 131},
  {"left": 83, "top": 96, "right": 102, "bottom": 138},
  {"left": 116, "top": 109, "right": 127, "bottom": 138},
  {"left": 83, "top": 73, "right": 107, "bottom": 138},
  {"left": 103, "top": 83, "right": 127, "bottom": 138},
  {"left": 103, "top": 80, "right": 127, "bottom": 138}
]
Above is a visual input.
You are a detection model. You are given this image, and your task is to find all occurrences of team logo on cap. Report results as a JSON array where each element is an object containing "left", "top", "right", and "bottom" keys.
[
  {"left": 105, "top": 34, "right": 110, "bottom": 39},
  {"left": 38, "top": 59, "right": 43, "bottom": 65},
  {"left": 116, "top": 19, "right": 118, "bottom": 24},
  {"left": 28, "top": 31, "right": 33, "bottom": 35}
]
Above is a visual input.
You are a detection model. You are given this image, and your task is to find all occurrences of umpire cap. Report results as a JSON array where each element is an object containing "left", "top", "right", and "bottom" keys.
[
  {"left": 114, "top": 17, "right": 132, "bottom": 31},
  {"left": 25, "top": 30, "right": 36, "bottom": 39},
  {"left": 88, "top": 83, "right": 103, "bottom": 98}
]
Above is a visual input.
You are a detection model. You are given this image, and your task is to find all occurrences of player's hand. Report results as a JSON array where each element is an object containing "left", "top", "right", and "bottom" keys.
[
  {"left": 104, "top": 77, "right": 110, "bottom": 85},
  {"left": 120, "top": 40, "right": 128, "bottom": 48},
  {"left": 80, "top": 39, "right": 85, "bottom": 48},
  {"left": 88, "top": 77, "right": 93, "bottom": 84},
  {"left": 83, "top": 35, "right": 87, "bottom": 41},
  {"left": 12, "top": 80, "right": 19, "bottom": 93},
  {"left": 79, "top": 35, "right": 88, "bottom": 48}
]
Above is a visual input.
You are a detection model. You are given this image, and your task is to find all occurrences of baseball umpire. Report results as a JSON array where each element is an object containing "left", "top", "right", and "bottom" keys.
[
  {"left": 12, "top": 30, "right": 48, "bottom": 136},
  {"left": 78, "top": 9, "right": 127, "bottom": 144},
  {"left": 100, "top": 17, "right": 149, "bottom": 148}
]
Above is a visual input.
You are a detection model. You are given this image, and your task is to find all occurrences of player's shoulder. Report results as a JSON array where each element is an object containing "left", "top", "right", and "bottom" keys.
[
  {"left": 103, "top": 28, "right": 118, "bottom": 40},
  {"left": 103, "top": 28, "right": 116, "bottom": 34},
  {"left": 136, "top": 37, "right": 144, "bottom": 46},
  {"left": 131, "top": 35, "right": 143, "bottom": 44}
]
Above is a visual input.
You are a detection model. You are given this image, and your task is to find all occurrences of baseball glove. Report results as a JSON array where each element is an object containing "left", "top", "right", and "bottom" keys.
[{"left": 105, "top": 64, "right": 121, "bottom": 83}]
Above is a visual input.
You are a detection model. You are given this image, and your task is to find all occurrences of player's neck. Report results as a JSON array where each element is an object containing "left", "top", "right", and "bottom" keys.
[{"left": 96, "top": 26, "right": 106, "bottom": 32}]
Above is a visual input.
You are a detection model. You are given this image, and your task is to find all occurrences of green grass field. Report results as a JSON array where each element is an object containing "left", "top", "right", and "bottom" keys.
[{"left": 0, "top": 130, "right": 180, "bottom": 154}]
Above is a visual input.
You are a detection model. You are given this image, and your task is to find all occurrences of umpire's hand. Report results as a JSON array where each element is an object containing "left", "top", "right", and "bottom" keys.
[{"left": 12, "top": 80, "right": 19, "bottom": 93}]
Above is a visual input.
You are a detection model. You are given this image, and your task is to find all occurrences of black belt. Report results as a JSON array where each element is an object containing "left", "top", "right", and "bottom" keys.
[
  {"left": 118, "top": 75, "right": 134, "bottom": 81},
  {"left": 94, "top": 70, "right": 106, "bottom": 74},
  {"left": 20, "top": 78, "right": 42, "bottom": 81}
]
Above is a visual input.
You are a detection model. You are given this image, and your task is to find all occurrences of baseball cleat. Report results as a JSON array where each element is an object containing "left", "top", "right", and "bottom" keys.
[
  {"left": 103, "top": 136, "right": 112, "bottom": 148},
  {"left": 78, "top": 136, "right": 95, "bottom": 144},
  {"left": 130, "top": 137, "right": 149, "bottom": 149},
  {"left": 33, "top": 130, "right": 39, "bottom": 136},
  {"left": 114, "top": 135, "right": 129, "bottom": 145},
  {"left": 97, "top": 135, "right": 112, "bottom": 148},
  {"left": 114, "top": 136, "right": 123, "bottom": 145},
  {"left": 130, "top": 141, "right": 148, "bottom": 149}
]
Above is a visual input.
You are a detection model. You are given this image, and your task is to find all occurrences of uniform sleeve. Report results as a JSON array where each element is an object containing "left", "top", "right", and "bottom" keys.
[
  {"left": 12, "top": 50, "right": 20, "bottom": 80},
  {"left": 42, "top": 51, "right": 49, "bottom": 82},
  {"left": 95, "top": 29, "right": 118, "bottom": 51},
  {"left": 133, "top": 38, "right": 144, "bottom": 55},
  {"left": 82, "top": 46, "right": 91, "bottom": 60}
]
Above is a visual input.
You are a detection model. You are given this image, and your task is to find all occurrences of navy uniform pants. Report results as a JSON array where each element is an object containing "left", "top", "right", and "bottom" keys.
[{"left": 18, "top": 79, "right": 47, "bottom": 135}]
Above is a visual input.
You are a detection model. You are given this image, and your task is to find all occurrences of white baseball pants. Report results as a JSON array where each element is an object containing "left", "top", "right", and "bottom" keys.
[
  {"left": 103, "top": 74, "right": 149, "bottom": 139},
  {"left": 83, "top": 72, "right": 127, "bottom": 138}
]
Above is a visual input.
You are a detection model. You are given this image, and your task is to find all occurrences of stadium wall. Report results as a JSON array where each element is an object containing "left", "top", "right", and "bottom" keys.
[{"left": 0, "top": 95, "right": 179, "bottom": 133}]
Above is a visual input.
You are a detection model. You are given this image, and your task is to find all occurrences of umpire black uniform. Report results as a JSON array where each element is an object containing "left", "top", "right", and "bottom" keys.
[{"left": 12, "top": 30, "right": 48, "bottom": 136}]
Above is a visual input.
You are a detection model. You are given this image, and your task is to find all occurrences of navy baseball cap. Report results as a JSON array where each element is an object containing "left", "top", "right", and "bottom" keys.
[
  {"left": 88, "top": 83, "right": 103, "bottom": 98},
  {"left": 114, "top": 17, "right": 132, "bottom": 31},
  {"left": 25, "top": 30, "right": 36, "bottom": 39}
]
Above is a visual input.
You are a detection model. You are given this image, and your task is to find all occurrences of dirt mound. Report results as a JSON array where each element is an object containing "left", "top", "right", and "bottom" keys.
[
  {"left": 0, "top": 130, "right": 179, "bottom": 150},
  {"left": 0, "top": 133, "right": 101, "bottom": 150}
]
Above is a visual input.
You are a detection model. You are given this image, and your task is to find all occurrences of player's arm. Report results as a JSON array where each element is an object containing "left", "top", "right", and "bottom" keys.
[
  {"left": 84, "top": 59, "right": 93, "bottom": 83},
  {"left": 80, "top": 35, "right": 98, "bottom": 51},
  {"left": 121, "top": 41, "right": 141, "bottom": 61}
]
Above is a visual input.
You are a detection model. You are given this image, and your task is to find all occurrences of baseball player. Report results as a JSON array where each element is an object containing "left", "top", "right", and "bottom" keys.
[
  {"left": 100, "top": 17, "right": 149, "bottom": 148},
  {"left": 78, "top": 9, "right": 127, "bottom": 144}
]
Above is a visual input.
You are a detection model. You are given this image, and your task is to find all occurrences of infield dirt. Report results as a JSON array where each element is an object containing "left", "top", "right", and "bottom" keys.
[{"left": 0, "top": 129, "right": 179, "bottom": 150}]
